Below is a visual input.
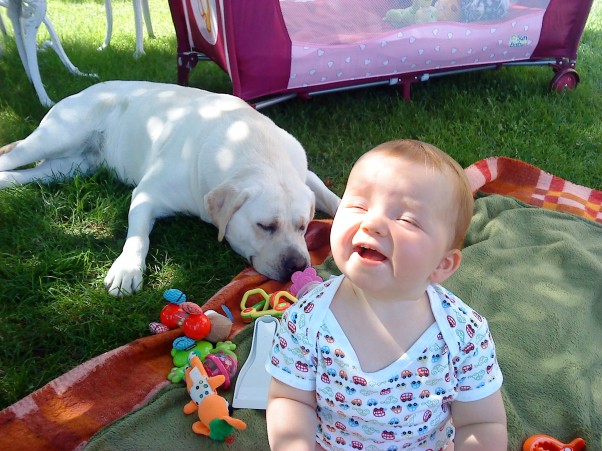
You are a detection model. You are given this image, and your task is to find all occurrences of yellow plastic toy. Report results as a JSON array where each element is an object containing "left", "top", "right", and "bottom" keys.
[{"left": 240, "top": 288, "right": 297, "bottom": 323}]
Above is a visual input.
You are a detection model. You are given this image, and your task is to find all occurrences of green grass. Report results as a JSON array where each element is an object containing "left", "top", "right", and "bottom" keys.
[{"left": 0, "top": 0, "right": 601, "bottom": 410}]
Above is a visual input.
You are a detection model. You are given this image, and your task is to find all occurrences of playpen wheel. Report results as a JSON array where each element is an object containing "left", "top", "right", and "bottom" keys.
[{"left": 550, "top": 69, "right": 579, "bottom": 92}]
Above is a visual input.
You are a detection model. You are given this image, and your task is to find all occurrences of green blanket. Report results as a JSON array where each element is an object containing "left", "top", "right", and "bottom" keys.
[{"left": 85, "top": 194, "right": 602, "bottom": 450}]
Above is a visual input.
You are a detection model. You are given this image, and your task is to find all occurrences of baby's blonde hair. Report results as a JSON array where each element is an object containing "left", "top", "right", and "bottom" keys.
[{"left": 359, "top": 139, "right": 474, "bottom": 250}]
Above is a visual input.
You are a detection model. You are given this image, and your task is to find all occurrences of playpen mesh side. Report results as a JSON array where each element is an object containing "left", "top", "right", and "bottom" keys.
[
  {"left": 278, "top": 0, "right": 551, "bottom": 91},
  {"left": 278, "top": 0, "right": 551, "bottom": 44}
]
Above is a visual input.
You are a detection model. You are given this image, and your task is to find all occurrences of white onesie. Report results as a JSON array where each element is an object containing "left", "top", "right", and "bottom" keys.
[{"left": 267, "top": 275, "right": 503, "bottom": 451}]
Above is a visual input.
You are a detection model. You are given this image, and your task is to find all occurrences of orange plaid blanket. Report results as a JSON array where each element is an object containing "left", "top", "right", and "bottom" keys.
[
  {"left": 465, "top": 157, "right": 602, "bottom": 223},
  {"left": 1, "top": 157, "right": 600, "bottom": 450}
]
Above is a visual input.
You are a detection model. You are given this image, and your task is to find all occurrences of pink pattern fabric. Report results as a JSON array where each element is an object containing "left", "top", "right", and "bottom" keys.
[{"left": 283, "top": 1, "right": 546, "bottom": 91}]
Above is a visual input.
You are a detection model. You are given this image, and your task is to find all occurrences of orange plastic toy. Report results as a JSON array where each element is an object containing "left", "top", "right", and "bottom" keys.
[
  {"left": 183, "top": 352, "right": 247, "bottom": 442},
  {"left": 523, "top": 434, "right": 586, "bottom": 451}
]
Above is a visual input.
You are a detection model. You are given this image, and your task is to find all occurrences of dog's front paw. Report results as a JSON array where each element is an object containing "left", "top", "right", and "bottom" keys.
[{"left": 104, "top": 254, "right": 145, "bottom": 297}]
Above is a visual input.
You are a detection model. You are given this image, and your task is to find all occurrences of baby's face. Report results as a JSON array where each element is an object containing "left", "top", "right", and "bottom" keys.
[{"left": 330, "top": 153, "right": 457, "bottom": 300}]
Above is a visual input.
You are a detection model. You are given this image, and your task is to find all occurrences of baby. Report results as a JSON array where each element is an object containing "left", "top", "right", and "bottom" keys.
[{"left": 266, "top": 139, "right": 507, "bottom": 450}]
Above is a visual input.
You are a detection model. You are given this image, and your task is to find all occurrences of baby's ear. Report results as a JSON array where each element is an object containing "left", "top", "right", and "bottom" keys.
[{"left": 429, "top": 249, "right": 462, "bottom": 284}]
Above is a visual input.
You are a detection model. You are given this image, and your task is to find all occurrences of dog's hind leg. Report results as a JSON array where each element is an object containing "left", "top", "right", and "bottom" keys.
[
  {"left": 0, "top": 108, "right": 99, "bottom": 173},
  {"left": 0, "top": 141, "right": 21, "bottom": 156},
  {"left": 0, "top": 156, "right": 92, "bottom": 189},
  {"left": 0, "top": 141, "right": 31, "bottom": 171},
  {"left": 0, "top": 136, "right": 53, "bottom": 172},
  {"left": 0, "top": 123, "right": 101, "bottom": 188}
]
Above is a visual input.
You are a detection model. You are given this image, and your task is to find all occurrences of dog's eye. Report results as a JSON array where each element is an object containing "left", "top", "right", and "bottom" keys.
[{"left": 257, "top": 223, "right": 277, "bottom": 234}]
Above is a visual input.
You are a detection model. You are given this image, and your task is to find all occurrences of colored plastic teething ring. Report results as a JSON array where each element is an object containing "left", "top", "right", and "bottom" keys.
[
  {"left": 240, "top": 288, "right": 297, "bottom": 323},
  {"left": 270, "top": 291, "right": 297, "bottom": 311},
  {"left": 204, "top": 353, "right": 234, "bottom": 389}
]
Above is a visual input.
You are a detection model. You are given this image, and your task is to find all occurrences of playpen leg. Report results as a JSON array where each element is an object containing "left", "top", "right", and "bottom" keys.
[
  {"left": 177, "top": 52, "right": 198, "bottom": 85},
  {"left": 550, "top": 59, "right": 579, "bottom": 93},
  {"left": 177, "top": 64, "right": 189, "bottom": 85},
  {"left": 397, "top": 81, "right": 411, "bottom": 100},
  {"left": 397, "top": 81, "right": 412, "bottom": 101}
]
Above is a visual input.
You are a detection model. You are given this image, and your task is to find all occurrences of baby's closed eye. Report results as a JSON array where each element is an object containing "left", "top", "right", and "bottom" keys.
[{"left": 396, "top": 215, "right": 421, "bottom": 229}]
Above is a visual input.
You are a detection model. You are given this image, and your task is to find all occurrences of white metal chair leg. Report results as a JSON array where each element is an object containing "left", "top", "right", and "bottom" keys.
[
  {"left": 99, "top": 0, "right": 112, "bottom": 51},
  {"left": 132, "top": 0, "right": 144, "bottom": 58},
  {"left": 3, "top": 0, "right": 96, "bottom": 107},
  {"left": 13, "top": 0, "right": 54, "bottom": 106},
  {"left": 0, "top": 8, "right": 6, "bottom": 55},
  {"left": 6, "top": 0, "right": 36, "bottom": 81},
  {"left": 141, "top": 0, "right": 154, "bottom": 38},
  {"left": 101, "top": 0, "right": 153, "bottom": 58},
  {"left": 40, "top": 16, "right": 97, "bottom": 77},
  {"left": 0, "top": 8, "right": 7, "bottom": 35}
]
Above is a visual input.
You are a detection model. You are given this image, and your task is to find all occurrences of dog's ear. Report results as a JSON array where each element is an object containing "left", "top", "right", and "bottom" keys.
[{"left": 204, "top": 183, "right": 251, "bottom": 242}]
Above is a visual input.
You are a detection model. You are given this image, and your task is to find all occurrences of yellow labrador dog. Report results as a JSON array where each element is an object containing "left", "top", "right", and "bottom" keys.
[{"left": 0, "top": 81, "right": 340, "bottom": 296}]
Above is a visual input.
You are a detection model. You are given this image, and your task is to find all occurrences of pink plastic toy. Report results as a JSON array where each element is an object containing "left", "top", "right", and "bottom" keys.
[
  {"left": 289, "top": 267, "right": 323, "bottom": 298},
  {"left": 204, "top": 351, "right": 238, "bottom": 389}
]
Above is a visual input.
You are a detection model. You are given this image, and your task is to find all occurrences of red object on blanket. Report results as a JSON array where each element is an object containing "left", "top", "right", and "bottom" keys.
[
  {"left": 523, "top": 434, "right": 586, "bottom": 451},
  {"left": 0, "top": 158, "right": 601, "bottom": 450}
]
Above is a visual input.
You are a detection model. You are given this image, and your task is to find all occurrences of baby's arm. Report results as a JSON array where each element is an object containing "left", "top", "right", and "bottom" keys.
[
  {"left": 451, "top": 389, "right": 507, "bottom": 450},
  {"left": 267, "top": 378, "right": 320, "bottom": 451}
]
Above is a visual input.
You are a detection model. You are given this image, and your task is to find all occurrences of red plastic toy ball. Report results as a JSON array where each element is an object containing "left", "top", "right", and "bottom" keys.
[
  {"left": 182, "top": 313, "right": 212, "bottom": 340},
  {"left": 160, "top": 303, "right": 188, "bottom": 329}
]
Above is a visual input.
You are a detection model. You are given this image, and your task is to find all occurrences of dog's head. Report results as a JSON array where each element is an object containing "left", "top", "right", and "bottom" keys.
[{"left": 204, "top": 178, "right": 315, "bottom": 282}]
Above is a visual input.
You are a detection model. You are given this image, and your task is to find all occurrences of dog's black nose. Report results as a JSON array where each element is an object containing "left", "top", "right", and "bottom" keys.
[{"left": 283, "top": 254, "right": 309, "bottom": 279}]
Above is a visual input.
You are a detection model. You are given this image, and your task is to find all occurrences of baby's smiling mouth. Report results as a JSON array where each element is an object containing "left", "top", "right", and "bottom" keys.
[{"left": 354, "top": 245, "right": 386, "bottom": 262}]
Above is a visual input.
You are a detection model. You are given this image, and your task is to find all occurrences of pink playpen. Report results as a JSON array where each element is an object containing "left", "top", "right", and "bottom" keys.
[{"left": 168, "top": 0, "right": 593, "bottom": 108}]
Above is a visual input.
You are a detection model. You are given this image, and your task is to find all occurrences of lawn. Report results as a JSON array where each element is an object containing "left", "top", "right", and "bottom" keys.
[{"left": 0, "top": 0, "right": 600, "bottom": 410}]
